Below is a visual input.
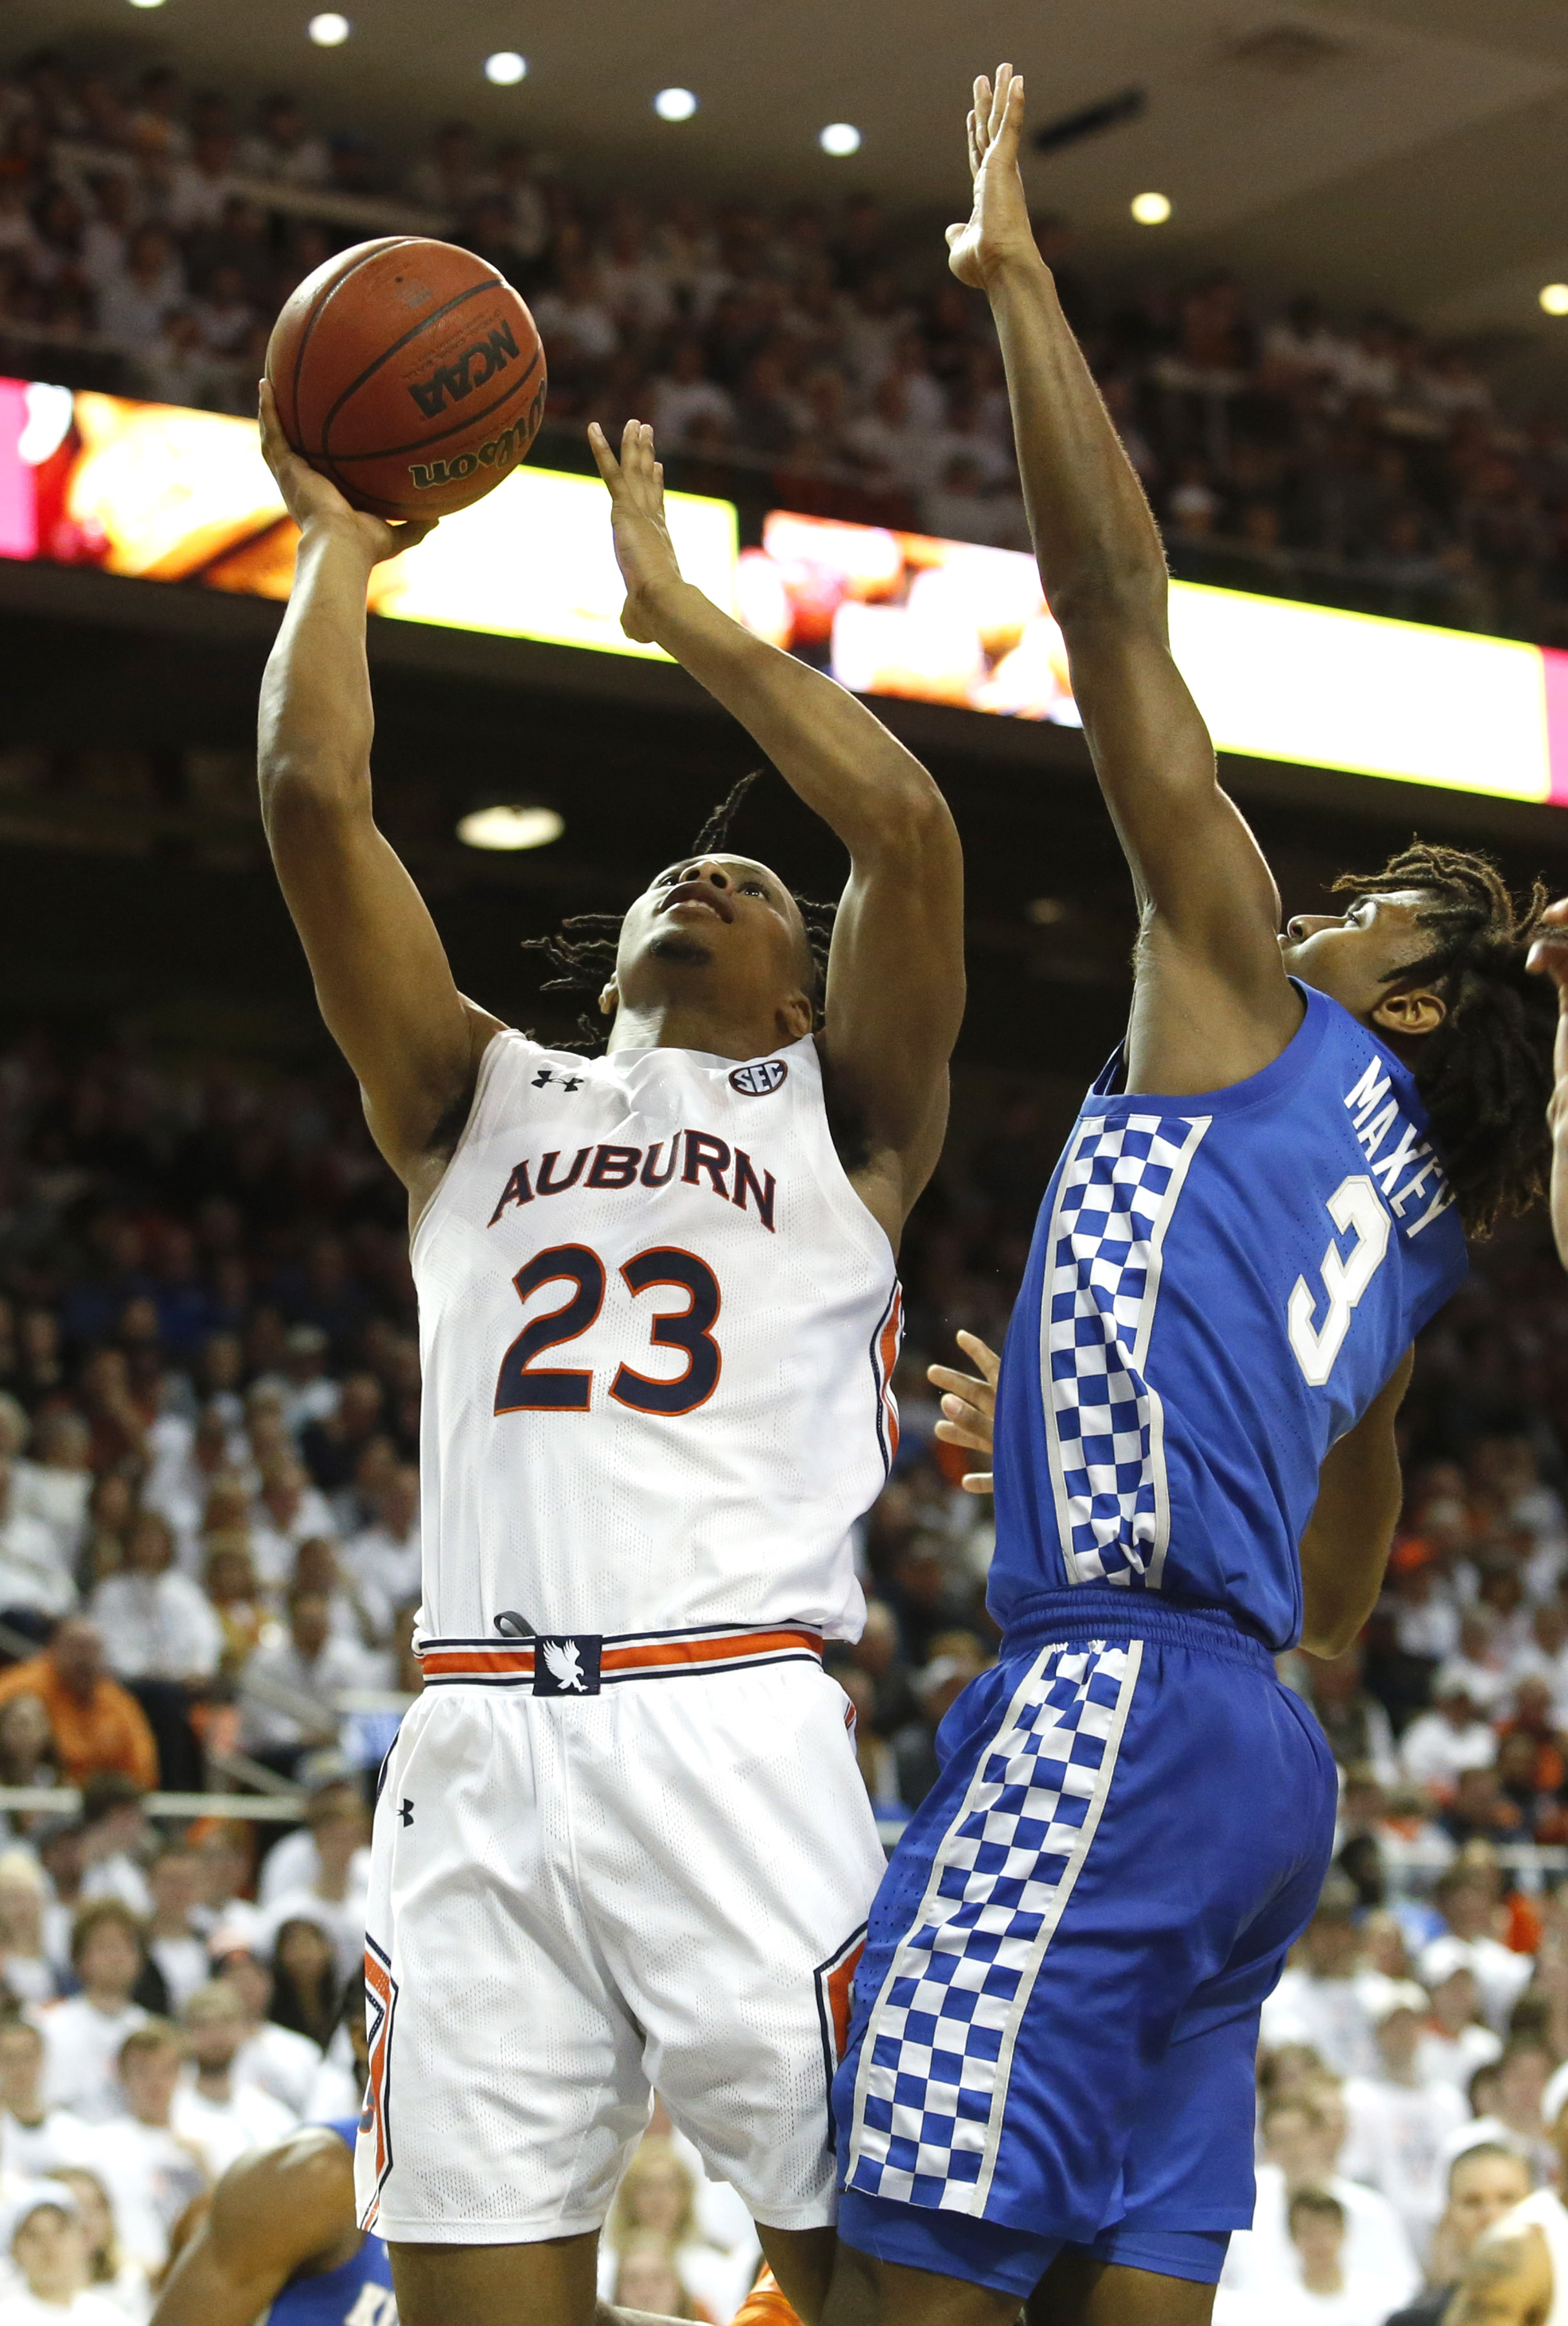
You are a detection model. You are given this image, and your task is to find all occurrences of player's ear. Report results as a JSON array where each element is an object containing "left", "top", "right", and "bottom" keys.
[
  {"left": 598, "top": 980, "right": 619, "bottom": 1018},
  {"left": 779, "top": 986, "right": 813, "bottom": 1041},
  {"left": 1372, "top": 982, "right": 1446, "bottom": 1040}
]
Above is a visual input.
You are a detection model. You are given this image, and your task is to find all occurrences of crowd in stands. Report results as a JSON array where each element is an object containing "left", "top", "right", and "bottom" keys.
[{"left": 0, "top": 50, "right": 1563, "bottom": 643}]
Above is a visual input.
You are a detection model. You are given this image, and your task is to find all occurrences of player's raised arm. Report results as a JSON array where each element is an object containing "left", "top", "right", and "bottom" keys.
[
  {"left": 589, "top": 418, "right": 964, "bottom": 1228},
  {"left": 151, "top": 2127, "right": 360, "bottom": 2326},
  {"left": 256, "top": 384, "right": 504, "bottom": 1205},
  {"left": 954, "top": 68, "right": 1300, "bottom": 1095},
  {"left": 1529, "top": 903, "right": 1568, "bottom": 1268}
]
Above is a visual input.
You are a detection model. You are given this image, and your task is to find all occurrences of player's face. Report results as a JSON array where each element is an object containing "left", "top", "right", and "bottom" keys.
[
  {"left": 1277, "top": 888, "right": 1445, "bottom": 1042},
  {"left": 610, "top": 854, "right": 815, "bottom": 1038}
]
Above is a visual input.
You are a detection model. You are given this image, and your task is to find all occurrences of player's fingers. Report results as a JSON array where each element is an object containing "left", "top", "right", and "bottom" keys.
[
  {"left": 998, "top": 70, "right": 1025, "bottom": 153},
  {"left": 972, "top": 76, "right": 991, "bottom": 154},
  {"left": 988, "top": 63, "right": 1012, "bottom": 144},
  {"left": 966, "top": 110, "right": 982, "bottom": 180},
  {"left": 954, "top": 1328, "right": 1001, "bottom": 1388},
  {"left": 1527, "top": 936, "right": 1568, "bottom": 987},
  {"left": 388, "top": 518, "right": 437, "bottom": 553},
  {"left": 935, "top": 1414, "right": 990, "bottom": 1456},
  {"left": 586, "top": 420, "right": 621, "bottom": 484},
  {"left": 959, "top": 1470, "right": 994, "bottom": 1496}
]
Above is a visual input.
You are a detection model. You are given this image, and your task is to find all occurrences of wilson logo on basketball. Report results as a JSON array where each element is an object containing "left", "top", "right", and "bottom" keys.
[
  {"left": 729, "top": 1061, "right": 789, "bottom": 1096},
  {"left": 408, "top": 381, "right": 546, "bottom": 492},
  {"left": 407, "top": 320, "right": 522, "bottom": 419}
]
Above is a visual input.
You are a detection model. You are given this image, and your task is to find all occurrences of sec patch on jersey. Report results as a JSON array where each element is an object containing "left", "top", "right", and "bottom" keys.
[{"left": 729, "top": 1060, "right": 789, "bottom": 1095}]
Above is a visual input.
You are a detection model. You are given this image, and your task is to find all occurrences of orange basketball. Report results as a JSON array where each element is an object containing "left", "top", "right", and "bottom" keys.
[{"left": 265, "top": 236, "right": 547, "bottom": 520}]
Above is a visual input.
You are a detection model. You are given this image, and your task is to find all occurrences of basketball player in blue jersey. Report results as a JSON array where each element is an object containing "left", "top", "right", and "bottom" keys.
[
  {"left": 151, "top": 2116, "right": 395, "bottom": 2326},
  {"left": 825, "top": 65, "right": 1558, "bottom": 2326}
]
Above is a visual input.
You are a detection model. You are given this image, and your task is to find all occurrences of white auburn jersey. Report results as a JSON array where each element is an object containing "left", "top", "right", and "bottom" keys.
[{"left": 409, "top": 1025, "right": 902, "bottom": 1642}]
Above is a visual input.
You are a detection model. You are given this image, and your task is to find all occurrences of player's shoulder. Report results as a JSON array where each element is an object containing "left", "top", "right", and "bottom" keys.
[{"left": 208, "top": 2121, "right": 355, "bottom": 2261}]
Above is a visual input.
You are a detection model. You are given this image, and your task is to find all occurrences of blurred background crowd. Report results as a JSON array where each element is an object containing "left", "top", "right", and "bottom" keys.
[
  {"left": 0, "top": 1027, "right": 1552, "bottom": 2319},
  {"left": 0, "top": 47, "right": 1563, "bottom": 646}
]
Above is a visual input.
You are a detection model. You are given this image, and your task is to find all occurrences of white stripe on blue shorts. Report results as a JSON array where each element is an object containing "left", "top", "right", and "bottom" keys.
[{"left": 845, "top": 1637, "right": 1142, "bottom": 2214}]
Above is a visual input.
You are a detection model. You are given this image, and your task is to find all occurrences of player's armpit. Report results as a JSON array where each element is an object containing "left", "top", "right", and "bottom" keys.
[
  {"left": 1298, "top": 1346, "right": 1414, "bottom": 1658},
  {"left": 151, "top": 2128, "right": 359, "bottom": 2326},
  {"left": 1443, "top": 2223, "right": 1551, "bottom": 2326}
]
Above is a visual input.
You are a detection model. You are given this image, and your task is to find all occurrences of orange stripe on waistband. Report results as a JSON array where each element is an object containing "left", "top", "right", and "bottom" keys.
[{"left": 417, "top": 1626, "right": 822, "bottom": 1680}]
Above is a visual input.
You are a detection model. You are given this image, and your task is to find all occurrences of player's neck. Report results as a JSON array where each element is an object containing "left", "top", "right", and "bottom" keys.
[{"left": 607, "top": 995, "right": 794, "bottom": 1063}]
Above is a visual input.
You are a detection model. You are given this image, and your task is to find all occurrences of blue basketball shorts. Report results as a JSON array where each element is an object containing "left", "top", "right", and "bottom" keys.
[{"left": 833, "top": 1591, "right": 1337, "bottom": 2298}]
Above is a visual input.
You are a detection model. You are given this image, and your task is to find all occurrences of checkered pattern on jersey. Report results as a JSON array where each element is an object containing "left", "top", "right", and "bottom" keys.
[
  {"left": 1042, "top": 1111, "right": 1208, "bottom": 1587},
  {"left": 845, "top": 1639, "right": 1140, "bottom": 2214}
]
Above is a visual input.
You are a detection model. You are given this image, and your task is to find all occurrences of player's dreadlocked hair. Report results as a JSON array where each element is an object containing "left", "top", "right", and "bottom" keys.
[
  {"left": 1332, "top": 843, "right": 1556, "bottom": 1237},
  {"left": 522, "top": 771, "right": 838, "bottom": 1053}
]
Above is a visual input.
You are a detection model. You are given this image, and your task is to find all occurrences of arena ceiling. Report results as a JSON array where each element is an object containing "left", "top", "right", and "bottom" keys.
[{"left": 13, "top": 0, "right": 1568, "bottom": 361}]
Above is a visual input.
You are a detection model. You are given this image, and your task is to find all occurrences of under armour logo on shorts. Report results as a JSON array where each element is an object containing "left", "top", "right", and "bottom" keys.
[{"left": 534, "top": 1635, "right": 603, "bottom": 1695}]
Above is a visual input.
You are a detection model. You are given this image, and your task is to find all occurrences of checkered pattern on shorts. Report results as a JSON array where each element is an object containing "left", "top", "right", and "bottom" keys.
[
  {"left": 845, "top": 1639, "right": 1140, "bottom": 2214},
  {"left": 1042, "top": 1112, "right": 1208, "bottom": 1587}
]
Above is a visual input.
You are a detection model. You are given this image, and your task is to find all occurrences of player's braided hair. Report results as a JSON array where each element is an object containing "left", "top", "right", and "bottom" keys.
[
  {"left": 522, "top": 771, "right": 837, "bottom": 1053},
  {"left": 1332, "top": 843, "right": 1555, "bottom": 1237}
]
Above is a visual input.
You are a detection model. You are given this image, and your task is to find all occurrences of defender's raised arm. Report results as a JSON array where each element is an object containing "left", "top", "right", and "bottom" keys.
[
  {"left": 955, "top": 68, "right": 1299, "bottom": 1095},
  {"left": 256, "top": 385, "right": 503, "bottom": 1210},
  {"left": 589, "top": 418, "right": 965, "bottom": 1235}
]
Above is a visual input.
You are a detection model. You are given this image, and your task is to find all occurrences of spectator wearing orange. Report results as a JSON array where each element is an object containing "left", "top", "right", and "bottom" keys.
[{"left": 0, "top": 1617, "right": 157, "bottom": 1790}]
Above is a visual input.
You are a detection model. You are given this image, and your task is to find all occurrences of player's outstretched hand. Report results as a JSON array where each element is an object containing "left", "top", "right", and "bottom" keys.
[
  {"left": 257, "top": 381, "right": 436, "bottom": 567},
  {"left": 946, "top": 65, "right": 1034, "bottom": 293},
  {"left": 588, "top": 417, "right": 685, "bottom": 644},
  {"left": 928, "top": 1328, "right": 1000, "bottom": 1496}
]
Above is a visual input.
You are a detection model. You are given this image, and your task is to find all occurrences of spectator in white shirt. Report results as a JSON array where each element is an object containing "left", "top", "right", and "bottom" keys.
[
  {"left": 651, "top": 342, "right": 736, "bottom": 446},
  {"left": 258, "top": 1777, "right": 371, "bottom": 1915},
  {"left": 142, "top": 1848, "right": 209, "bottom": 2017},
  {"left": 85, "top": 2021, "right": 207, "bottom": 2274},
  {"left": 1428, "top": 1868, "right": 1534, "bottom": 2031},
  {"left": 341, "top": 1465, "right": 420, "bottom": 1643},
  {"left": 1389, "top": 1564, "right": 1462, "bottom": 1666},
  {"left": 172, "top": 1982, "right": 295, "bottom": 2180},
  {"left": 163, "top": 127, "right": 238, "bottom": 235},
  {"left": 248, "top": 1458, "right": 337, "bottom": 1594},
  {"left": 277, "top": 1326, "right": 340, "bottom": 1441},
  {"left": 1340, "top": 1982, "right": 1469, "bottom": 2256},
  {"left": 1416, "top": 1944, "right": 1503, "bottom": 2091},
  {"left": 260, "top": 1788, "right": 369, "bottom": 1985},
  {"left": 0, "top": 1455, "right": 75, "bottom": 1625},
  {"left": 238, "top": 1591, "right": 364, "bottom": 1772},
  {"left": 0, "top": 2186, "right": 123, "bottom": 2326},
  {"left": 10, "top": 1412, "right": 91, "bottom": 1577},
  {"left": 88, "top": 1511, "right": 222, "bottom": 1690},
  {"left": 1439, "top": 2034, "right": 1557, "bottom": 2186},
  {"left": 237, "top": 94, "right": 329, "bottom": 188},
  {"left": 0, "top": 1693, "right": 59, "bottom": 1832},
  {"left": 78, "top": 1777, "right": 152, "bottom": 1920},
  {"left": 1220, "top": 2090, "right": 1419, "bottom": 2316},
  {"left": 1271, "top": 2186, "right": 1393, "bottom": 2326},
  {"left": 36, "top": 1902, "right": 149, "bottom": 2124},
  {"left": 211, "top": 1944, "right": 322, "bottom": 2115},
  {"left": 1260, "top": 1875, "right": 1396, "bottom": 2078},
  {"left": 530, "top": 262, "right": 620, "bottom": 370},
  {"left": 0, "top": 2017, "right": 92, "bottom": 2183},
  {"left": 1399, "top": 1671, "right": 1499, "bottom": 1796},
  {"left": 96, "top": 224, "right": 185, "bottom": 348},
  {"left": 0, "top": 1851, "right": 60, "bottom": 2008}
]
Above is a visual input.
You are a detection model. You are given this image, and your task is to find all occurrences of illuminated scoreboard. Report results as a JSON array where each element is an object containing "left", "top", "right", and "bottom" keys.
[{"left": 1, "top": 373, "right": 1564, "bottom": 812}]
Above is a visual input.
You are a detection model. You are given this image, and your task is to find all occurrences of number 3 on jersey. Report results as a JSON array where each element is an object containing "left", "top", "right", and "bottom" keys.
[
  {"left": 494, "top": 1242, "right": 722, "bottom": 1417},
  {"left": 1288, "top": 1174, "right": 1390, "bottom": 1386}
]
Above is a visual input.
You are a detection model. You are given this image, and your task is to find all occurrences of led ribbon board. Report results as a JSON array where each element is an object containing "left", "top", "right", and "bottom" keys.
[{"left": 0, "top": 375, "right": 1564, "bottom": 806}]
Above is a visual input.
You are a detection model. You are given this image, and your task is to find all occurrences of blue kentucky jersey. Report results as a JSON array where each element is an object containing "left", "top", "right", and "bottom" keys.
[
  {"left": 266, "top": 2120, "right": 395, "bottom": 2326},
  {"left": 988, "top": 985, "right": 1468, "bottom": 1652}
]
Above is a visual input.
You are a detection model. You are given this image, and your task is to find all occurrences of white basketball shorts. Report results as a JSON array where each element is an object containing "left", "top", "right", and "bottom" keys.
[{"left": 354, "top": 1624, "right": 887, "bottom": 2245}]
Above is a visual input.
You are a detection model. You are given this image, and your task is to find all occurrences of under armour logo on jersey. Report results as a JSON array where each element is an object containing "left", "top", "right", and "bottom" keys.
[
  {"left": 399, "top": 1797, "right": 414, "bottom": 1827},
  {"left": 730, "top": 1060, "right": 788, "bottom": 1096},
  {"left": 533, "top": 1633, "right": 603, "bottom": 1695},
  {"left": 532, "top": 1066, "right": 585, "bottom": 1091}
]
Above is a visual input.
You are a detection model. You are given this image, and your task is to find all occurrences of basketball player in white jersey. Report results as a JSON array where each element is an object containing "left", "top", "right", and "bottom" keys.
[
  {"left": 1445, "top": 2068, "right": 1568, "bottom": 2326},
  {"left": 254, "top": 388, "right": 964, "bottom": 2326}
]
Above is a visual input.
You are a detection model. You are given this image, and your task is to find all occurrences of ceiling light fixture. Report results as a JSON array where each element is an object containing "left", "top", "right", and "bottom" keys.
[
  {"left": 1540, "top": 283, "right": 1568, "bottom": 317},
  {"left": 1130, "top": 191, "right": 1171, "bottom": 225},
  {"left": 484, "top": 52, "right": 528, "bottom": 87},
  {"left": 127, "top": 0, "right": 166, "bottom": 11},
  {"left": 308, "top": 12, "right": 351, "bottom": 43},
  {"left": 654, "top": 88, "right": 698, "bottom": 121},
  {"left": 819, "top": 122, "right": 862, "bottom": 156},
  {"left": 457, "top": 805, "right": 563, "bottom": 853}
]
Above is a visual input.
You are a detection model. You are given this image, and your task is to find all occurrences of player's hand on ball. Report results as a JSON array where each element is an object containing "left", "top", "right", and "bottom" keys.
[
  {"left": 588, "top": 418, "right": 685, "bottom": 644},
  {"left": 258, "top": 381, "right": 437, "bottom": 567},
  {"left": 928, "top": 1329, "right": 1000, "bottom": 1496},
  {"left": 946, "top": 65, "right": 1034, "bottom": 293}
]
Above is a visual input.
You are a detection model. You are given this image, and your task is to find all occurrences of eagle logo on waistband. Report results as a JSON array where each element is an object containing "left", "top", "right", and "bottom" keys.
[{"left": 541, "top": 1639, "right": 586, "bottom": 1692}]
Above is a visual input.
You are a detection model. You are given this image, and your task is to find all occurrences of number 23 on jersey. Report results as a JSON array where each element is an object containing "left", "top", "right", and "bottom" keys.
[{"left": 494, "top": 1242, "right": 722, "bottom": 1417}]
